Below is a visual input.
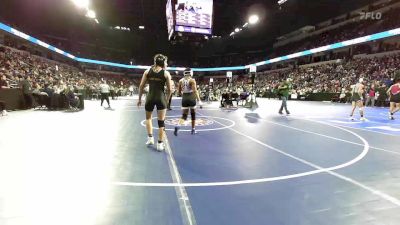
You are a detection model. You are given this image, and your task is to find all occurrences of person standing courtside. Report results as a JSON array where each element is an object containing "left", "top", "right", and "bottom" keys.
[
  {"left": 137, "top": 54, "right": 172, "bottom": 151},
  {"left": 278, "top": 78, "right": 291, "bottom": 115},
  {"left": 0, "top": 75, "right": 9, "bottom": 115},
  {"left": 366, "top": 84, "right": 376, "bottom": 107},
  {"left": 99, "top": 80, "right": 111, "bottom": 108},
  {"left": 21, "top": 75, "right": 33, "bottom": 109}
]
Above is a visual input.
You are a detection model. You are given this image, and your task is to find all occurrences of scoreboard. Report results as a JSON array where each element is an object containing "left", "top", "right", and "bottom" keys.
[{"left": 166, "top": 0, "right": 214, "bottom": 40}]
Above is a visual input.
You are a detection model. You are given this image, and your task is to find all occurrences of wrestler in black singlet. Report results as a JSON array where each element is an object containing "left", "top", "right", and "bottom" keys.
[{"left": 145, "top": 67, "right": 167, "bottom": 112}]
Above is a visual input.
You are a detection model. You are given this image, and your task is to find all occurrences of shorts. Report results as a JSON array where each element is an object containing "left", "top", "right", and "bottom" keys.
[
  {"left": 351, "top": 94, "right": 362, "bottom": 102},
  {"left": 145, "top": 97, "right": 167, "bottom": 112},
  {"left": 182, "top": 93, "right": 196, "bottom": 109},
  {"left": 390, "top": 94, "right": 400, "bottom": 103}
]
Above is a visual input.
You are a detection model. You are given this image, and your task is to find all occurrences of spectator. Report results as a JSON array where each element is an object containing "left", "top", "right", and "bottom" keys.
[
  {"left": 0, "top": 100, "right": 6, "bottom": 116},
  {"left": 65, "top": 85, "right": 80, "bottom": 110},
  {"left": 0, "top": 75, "right": 9, "bottom": 88},
  {"left": 366, "top": 84, "right": 376, "bottom": 107},
  {"left": 21, "top": 75, "right": 33, "bottom": 109},
  {"left": 0, "top": 75, "right": 7, "bottom": 115}
]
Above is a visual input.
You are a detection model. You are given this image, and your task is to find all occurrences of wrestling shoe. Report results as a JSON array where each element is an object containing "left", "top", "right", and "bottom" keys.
[
  {"left": 174, "top": 127, "right": 180, "bottom": 136},
  {"left": 157, "top": 142, "right": 165, "bottom": 151},
  {"left": 389, "top": 112, "right": 394, "bottom": 120},
  {"left": 146, "top": 137, "right": 154, "bottom": 145}
]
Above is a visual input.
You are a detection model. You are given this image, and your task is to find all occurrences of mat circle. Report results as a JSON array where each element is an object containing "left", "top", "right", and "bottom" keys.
[
  {"left": 118, "top": 118, "right": 370, "bottom": 187},
  {"left": 140, "top": 116, "right": 235, "bottom": 132}
]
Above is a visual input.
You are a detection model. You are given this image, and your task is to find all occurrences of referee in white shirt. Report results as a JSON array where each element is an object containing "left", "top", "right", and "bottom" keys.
[{"left": 99, "top": 80, "right": 111, "bottom": 108}]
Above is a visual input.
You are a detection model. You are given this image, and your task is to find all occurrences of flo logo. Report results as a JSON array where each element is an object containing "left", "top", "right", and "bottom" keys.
[
  {"left": 165, "top": 118, "right": 214, "bottom": 127},
  {"left": 360, "top": 12, "right": 382, "bottom": 20}
]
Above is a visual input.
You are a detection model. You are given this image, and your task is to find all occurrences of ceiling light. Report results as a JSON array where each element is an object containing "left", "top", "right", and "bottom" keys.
[
  {"left": 249, "top": 15, "right": 259, "bottom": 24},
  {"left": 139, "top": 26, "right": 145, "bottom": 29},
  {"left": 234, "top": 28, "right": 240, "bottom": 32},
  {"left": 86, "top": 10, "right": 96, "bottom": 19},
  {"left": 72, "top": 0, "right": 89, "bottom": 9},
  {"left": 278, "top": 0, "right": 289, "bottom": 5}
]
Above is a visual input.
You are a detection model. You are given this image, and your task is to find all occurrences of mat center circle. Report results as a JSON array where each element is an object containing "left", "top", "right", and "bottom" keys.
[
  {"left": 140, "top": 116, "right": 236, "bottom": 132},
  {"left": 165, "top": 118, "right": 214, "bottom": 127}
]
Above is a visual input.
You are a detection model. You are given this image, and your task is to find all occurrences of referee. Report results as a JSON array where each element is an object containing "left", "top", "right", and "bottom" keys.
[{"left": 99, "top": 80, "right": 111, "bottom": 108}]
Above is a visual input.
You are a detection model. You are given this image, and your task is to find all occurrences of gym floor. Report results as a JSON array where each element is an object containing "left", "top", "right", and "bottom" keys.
[{"left": 1, "top": 97, "right": 400, "bottom": 225}]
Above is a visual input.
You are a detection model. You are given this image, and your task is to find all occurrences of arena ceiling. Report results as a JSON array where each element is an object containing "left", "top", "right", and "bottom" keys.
[
  {"left": 1, "top": 0, "right": 377, "bottom": 39},
  {"left": 92, "top": 0, "right": 376, "bottom": 37},
  {"left": 0, "top": 0, "right": 378, "bottom": 58}
]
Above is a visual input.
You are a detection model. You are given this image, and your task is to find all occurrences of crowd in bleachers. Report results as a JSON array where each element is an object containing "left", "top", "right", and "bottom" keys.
[
  {"left": 196, "top": 53, "right": 400, "bottom": 107},
  {"left": 0, "top": 45, "right": 136, "bottom": 112},
  {"left": 1, "top": 31, "right": 399, "bottom": 113},
  {"left": 272, "top": 7, "right": 400, "bottom": 58},
  {"left": 2, "top": 0, "right": 400, "bottom": 114},
  {"left": 258, "top": 54, "right": 398, "bottom": 94}
]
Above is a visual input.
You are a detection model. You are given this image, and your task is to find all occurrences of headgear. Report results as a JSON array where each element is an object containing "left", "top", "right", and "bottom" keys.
[{"left": 183, "top": 68, "right": 193, "bottom": 77}]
